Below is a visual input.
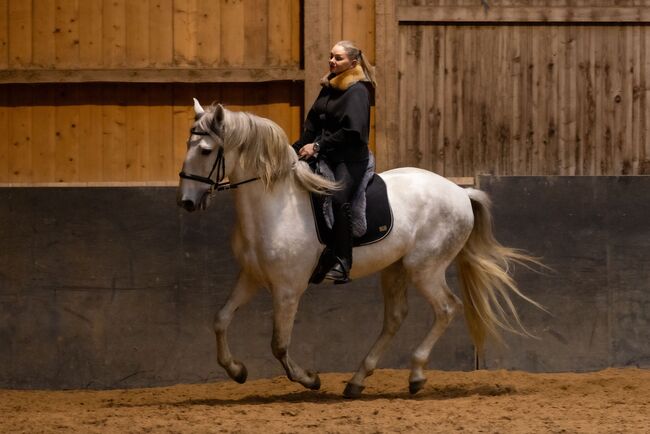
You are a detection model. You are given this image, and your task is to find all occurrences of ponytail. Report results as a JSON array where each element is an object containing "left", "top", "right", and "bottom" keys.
[{"left": 335, "top": 40, "right": 376, "bottom": 88}]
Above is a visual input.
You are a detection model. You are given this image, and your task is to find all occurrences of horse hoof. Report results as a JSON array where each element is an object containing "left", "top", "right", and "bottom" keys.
[
  {"left": 343, "top": 382, "right": 365, "bottom": 399},
  {"left": 409, "top": 378, "right": 427, "bottom": 395},
  {"left": 307, "top": 372, "right": 321, "bottom": 390},
  {"left": 230, "top": 361, "right": 248, "bottom": 384}
]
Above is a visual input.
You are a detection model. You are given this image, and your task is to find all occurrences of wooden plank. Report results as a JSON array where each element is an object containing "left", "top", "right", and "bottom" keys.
[
  {"left": 220, "top": 0, "right": 245, "bottom": 66},
  {"left": 631, "top": 25, "right": 641, "bottom": 174},
  {"left": 149, "top": 0, "right": 173, "bottom": 66},
  {"left": 561, "top": 26, "right": 578, "bottom": 175},
  {"left": 0, "top": 86, "right": 8, "bottom": 181},
  {"left": 330, "top": 0, "right": 343, "bottom": 43},
  {"left": 7, "top": 86, "right": 33, "bottom": 182},
  {"left": 397, "top": 6, "right": 650, "bottom": 23},
  {"left": 173, "top": 0, "right": 198, "bottom": 66},
  {"left": 126, "top": 0, "right": 150, "bottom": 67},
  {"left": 102, "top": 84, "right": 127, "bottom": 181},
  {"left": 0, "top": 0, "right": 8, "bottom": 68},
  {"left": 643, "top": 26, "right": 650, "bottom": 173},
  {"left": 432, "top": 24, "right": 444, "bottom": 175},
  {"left": 0, "top": 67, "right": 305, "bottom": 83},
  {"left": 77, "top": 84, "right": 104, "bottom": 181},
  {"left": 510, "top": 25, "right": 523, "bottom": 175},
  {"left": 125, "top": 85, "right": 150, "bottom": 181},
  {"left": 78, "top": 0, "right": 103, "bottom": 67},
  {"left": 0, "top": 181, "right": 178, "bottom": 187},
  {"left": 244, "top": 0, "right": 268, "bottom": 66},
  {"left": 172, "top": 84, "right": 196, "bottom": 179},
  {"left": 55, "top": 0, "right": 80, "bottom": 68},
  {"left": 375, "top": 0, "right": 398, "bottom": 171},
  {"left": 32, "top": 0, "right": 56, "bottom": 67},
  {"left": 268, "top": 0, "right": 292, "bottom": 66},
  {"left": 343, "top": 0, "right": 375, "bottom": 61},
  {"left": 8, "top": 0, "right": 32, "bottom": 67},
  {"left": 196, "top": 0, "right": 220, "bottom": 65},
  {"left": 31, "top": 86, "right": 57, "bottom": 182},
  {"left": 54, "top": 85, "right": 79, "bottom": 182},
  {"left": 303, "top": 0, "right": 331, "bottom": 112},
  {"left": 148, "top": 84, "right": 174, "bottom": 181},
  {"left": 103, "top": 0, "right": 126, "bottom": 67},
  {"left": 289, "top": 0, "right": 300, "bottom": 65}
]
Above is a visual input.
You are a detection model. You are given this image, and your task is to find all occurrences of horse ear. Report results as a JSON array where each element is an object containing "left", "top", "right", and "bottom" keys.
[
  {"left": 214, "top": 104, "right": 224, "bottom": 123},
  {"left": 193, "top": 98, "right": 205, "bottom": 116}
]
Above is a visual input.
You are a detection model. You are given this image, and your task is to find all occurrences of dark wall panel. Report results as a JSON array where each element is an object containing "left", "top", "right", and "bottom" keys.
[
  {"left": 479, "top": 176, "right": 650, "bottom": 371},
  {"left": 0, "top": 187, "right": 474, "bottom": 389}
]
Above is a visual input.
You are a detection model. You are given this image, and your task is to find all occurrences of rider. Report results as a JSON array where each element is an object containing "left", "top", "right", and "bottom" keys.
[{"left": 293, "top": 40, "right": 376, "bottom": 284}]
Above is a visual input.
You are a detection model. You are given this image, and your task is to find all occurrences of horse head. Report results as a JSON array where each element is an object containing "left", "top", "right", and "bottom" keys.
[{"left": 177, "top": 98, "right": 229, "bottom": 212}]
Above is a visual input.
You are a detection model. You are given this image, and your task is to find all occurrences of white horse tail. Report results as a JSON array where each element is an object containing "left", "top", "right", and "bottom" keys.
[
  {"left": 456, "top": 188, "right": 545, "bottom": 353},
  {"left": 292, "top": 159, "right": 340, "bottom": 194}
]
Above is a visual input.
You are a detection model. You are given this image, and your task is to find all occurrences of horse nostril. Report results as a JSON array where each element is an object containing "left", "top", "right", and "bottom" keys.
[{"left": 181, "top": 199, "right": 196, "bottom": 212}]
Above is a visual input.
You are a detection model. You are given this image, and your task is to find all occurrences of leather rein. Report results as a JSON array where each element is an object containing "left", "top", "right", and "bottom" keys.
[{"left": 178, "top": 129, "right": 260, "bottom": 193}]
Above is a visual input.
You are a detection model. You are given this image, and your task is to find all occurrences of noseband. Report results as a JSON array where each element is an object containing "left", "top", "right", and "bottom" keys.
[{"left": 178, "top": 129, "right": 259, "bottom": 192}]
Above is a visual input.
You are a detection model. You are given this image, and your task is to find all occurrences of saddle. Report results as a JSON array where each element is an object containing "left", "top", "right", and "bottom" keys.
[{"left": 307, "top": 156, "right": 393, "bottom": 284}]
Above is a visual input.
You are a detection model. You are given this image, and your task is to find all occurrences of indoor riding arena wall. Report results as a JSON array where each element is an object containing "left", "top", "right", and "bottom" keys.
[{"left": 1, "top": 176, "right": 648, "bottom": 389}]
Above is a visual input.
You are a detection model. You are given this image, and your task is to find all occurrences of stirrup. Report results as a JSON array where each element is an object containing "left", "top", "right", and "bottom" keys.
[{"left": 324, "top": 261, "right": 351, "bottom": 284}]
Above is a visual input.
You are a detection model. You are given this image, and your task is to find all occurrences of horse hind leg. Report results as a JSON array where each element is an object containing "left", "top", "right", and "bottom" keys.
[
  {"left": 408, "top": 265, "right": 462, "bottom": 395},
  {"left": 214, "top": 272, "right": 260, "bottom": 383},
  {"left": 344, "top": 261, "right": 409, "bottom": 399}
]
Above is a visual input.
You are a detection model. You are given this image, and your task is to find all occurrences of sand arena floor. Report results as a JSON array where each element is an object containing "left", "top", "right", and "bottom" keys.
[{"left": 1, "top": 368, "right": 648, "bottom": 433}]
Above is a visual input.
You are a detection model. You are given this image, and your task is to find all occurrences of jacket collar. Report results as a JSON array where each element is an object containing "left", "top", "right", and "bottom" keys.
[{"left": 321, "top": 65, "right": 367, "bottom": 90}]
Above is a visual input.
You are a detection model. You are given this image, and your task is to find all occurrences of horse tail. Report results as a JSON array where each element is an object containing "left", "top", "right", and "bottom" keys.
[
  {"left": 456, "top": 188, "right": 545, "bottom": 353},
  {"left": 292, "top": 159, "right": 340, "bottom": 194}
]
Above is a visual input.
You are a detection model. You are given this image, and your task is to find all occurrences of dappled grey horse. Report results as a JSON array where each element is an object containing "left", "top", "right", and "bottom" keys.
[{"left": 177, "top": 99, "right": 541, "bottom": 398}]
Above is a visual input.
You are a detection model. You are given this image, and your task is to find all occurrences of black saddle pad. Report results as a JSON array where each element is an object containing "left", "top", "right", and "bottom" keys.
[{"left": 309, "top": 173, "right": 393, "bottom": 247}]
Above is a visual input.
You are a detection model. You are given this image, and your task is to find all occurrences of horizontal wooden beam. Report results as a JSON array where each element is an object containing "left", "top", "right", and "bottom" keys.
[
  {"left": 0, "top": 68, "right": 305, "bottom": 84},
  {"left": 397, "top": 6, "right": 650, "bottom": 23},
  {"left": 0, "top": 182, "right": 179, "bottom": 187}
]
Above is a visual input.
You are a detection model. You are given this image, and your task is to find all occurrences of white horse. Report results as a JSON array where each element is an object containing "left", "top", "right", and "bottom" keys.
[{"left": 178, "top": 99, "right": 542, "bottom": 398}]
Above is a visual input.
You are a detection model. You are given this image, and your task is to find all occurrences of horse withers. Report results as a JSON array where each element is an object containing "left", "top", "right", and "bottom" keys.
[{"left": 177, "top": 98, "right": 543, "bottom": 398}]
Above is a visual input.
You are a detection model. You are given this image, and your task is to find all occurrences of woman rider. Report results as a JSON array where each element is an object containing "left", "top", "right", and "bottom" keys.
[{"left": 293, "top": 40, "right": 376, "bottom": 284}]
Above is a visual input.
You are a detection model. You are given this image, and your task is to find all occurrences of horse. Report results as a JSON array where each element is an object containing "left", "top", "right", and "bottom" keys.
[{"left": 177, "top": 98, "right": 542, "bottom": 398}]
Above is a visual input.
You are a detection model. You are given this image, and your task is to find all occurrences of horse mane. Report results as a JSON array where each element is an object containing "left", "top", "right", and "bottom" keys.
[{"left": 200, "top": 105, "right": 337, "bottom": 194}]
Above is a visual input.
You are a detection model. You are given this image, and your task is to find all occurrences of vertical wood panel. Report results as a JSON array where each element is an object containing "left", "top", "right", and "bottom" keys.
[
  {"left": 643, "top": 27, "right": 650, "bottom": 173},
  {"left": 220, "top": 0, "right": 245, "bottom": 66},
  {"left": 126, "top": 0, "right": 150, "bottom": 67},
  {"left": 55, "top": 0, "right": 80, "bottom": 68},
  {"left": 268, "top": 0, "right": 291, "bottom": 65},
  {"left": 196, "top": 0, "right": 220, "bottom": 65},
  {"left": 148, "top": 84, "right": 174, "bottom": 180},
  {"left": 0, "top": 0, "right": 7, "bottom": 68},
  {"left": 172, "top": 85, "right": 195, "bottom": 177},
  {"left": 173, "top": 0, "right": 198, "bottom": 66},
  {"left": 31, "top": 86, "right": 56, "bottom": 182},
  {"left": 77, "top": 85, "right": 103, "bottom": 181},
  {"left": 103, "top": 0, "right": 126, "bottom": 67},
  {"left": 78, "top": 0, "right": 102, "bottom": 67},
  {"left": 32, "top": 0, "right": 56, "bottom": 67},
  {"left": 8, "top": 0, "right": 32, "bottom": 67},
  {"left": 54, "top": 86, "right": 79, "bottom": 182},
  {"left": 7, "top": 87, "right": 32, "bottom": 181},
  {"left": 0, "top": 87, "right": 8, "bottom": 182},
  {"left": 102, "top": 84, "right": 127, "bottom": 181},
  {"left": 125, "top": 85, "right": 149, "bottom": 181},
  {"left": 244, "top": 0, "right": 268, "bottom": 66},
  {"left": 149, "top": 0, "right": 173, "bottom": 66}
]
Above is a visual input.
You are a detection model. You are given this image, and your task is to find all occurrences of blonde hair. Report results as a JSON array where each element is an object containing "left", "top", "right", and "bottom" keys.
[{"left": 334, "top": 40, "right": 376, "bottom": 88}]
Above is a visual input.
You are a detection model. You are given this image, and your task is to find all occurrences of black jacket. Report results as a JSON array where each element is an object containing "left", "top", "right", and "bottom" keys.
[{"left": 293, "top": 79, "right": 371, "bottom": 163}]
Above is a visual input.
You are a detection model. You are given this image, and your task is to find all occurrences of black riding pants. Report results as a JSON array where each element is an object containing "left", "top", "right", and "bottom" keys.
[{"left": 327, "top": 159, "right": 369, "bottom": 208}]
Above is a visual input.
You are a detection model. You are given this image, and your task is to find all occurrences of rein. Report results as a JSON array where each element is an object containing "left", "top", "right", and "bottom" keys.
[{"left": 178, "top": 129, "right": 260, "bottom": 193}]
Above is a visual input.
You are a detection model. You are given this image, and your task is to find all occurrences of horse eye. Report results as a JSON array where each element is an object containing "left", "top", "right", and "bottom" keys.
[{"left": 201, "top": 147, "right": 212, "bottom": 156}]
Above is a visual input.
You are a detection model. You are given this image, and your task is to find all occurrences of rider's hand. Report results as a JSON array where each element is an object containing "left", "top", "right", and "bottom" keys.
[{"left": 298, "top": 143, "right": 317, "bottom": 159}]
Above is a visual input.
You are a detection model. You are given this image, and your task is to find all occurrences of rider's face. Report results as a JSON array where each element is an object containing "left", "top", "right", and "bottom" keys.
[{"left": 329, "top": 45, "right": 356, "bottom": 75}]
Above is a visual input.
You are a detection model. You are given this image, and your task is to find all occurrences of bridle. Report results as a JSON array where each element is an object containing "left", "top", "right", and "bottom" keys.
[{"left": 178, "top": 129, "right": 259, "bottom": 193}]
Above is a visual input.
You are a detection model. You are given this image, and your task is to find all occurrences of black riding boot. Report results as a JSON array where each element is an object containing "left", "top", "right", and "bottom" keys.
[{"left": 325, "top": 203, "right": 353, "bottom": 284}]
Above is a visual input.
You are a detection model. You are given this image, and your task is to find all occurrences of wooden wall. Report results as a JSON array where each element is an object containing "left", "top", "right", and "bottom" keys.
[
  {"left": 0, "top": 0, "right": 307, "bottom": 183},
  {"left": 376, "top": 0, "right": 650, "bottom": 175}
]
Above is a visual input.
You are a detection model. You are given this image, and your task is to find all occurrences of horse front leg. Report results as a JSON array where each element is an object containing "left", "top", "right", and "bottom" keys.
[
  {"left": 214, "top": 272, "right": 259, "bottom": 383},
  {"left": 271, "top": 289, "right": 321, "bottom": 390}
]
